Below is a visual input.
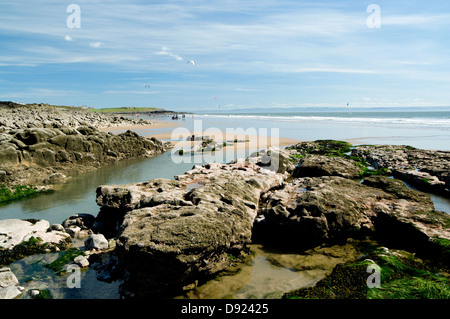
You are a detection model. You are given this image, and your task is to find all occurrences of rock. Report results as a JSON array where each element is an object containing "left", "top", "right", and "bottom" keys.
[
  {"left": 0, "top": 102, "right": 167, "bottom": 190},
  {"left": 74, "top": 255, "right": 89, "bottom": 268},
  {"left": 43, "top": 172, "right": 67, "bottom": 185},
  {"left": 352, "top": 144, "right": 450, "bottom": 195},
  {"left": 0, "top": 267, "right": 19, "bottom": 287},
  {"left": 49, "top": 224, "right": 65, "bottom": 232},
  {"left": 256, "top": 175, "right": 450, "bottom": 253},
  {"left": 0, "top": 285, "right": 22, "bottom": 299},
  {"left": 250, "top": 148, "right": 295, "bottom": 174},
  {"left": 0, "top": 268, "right": 21, "bottom": 299},
  {"left": 293, "top": 155, "right": 361, "bottom": 179},
  {"left": 85, "top": 234, "right": 109, "bottom": 250},
  {"left": 96, "top": 156, "right": 283, "bottom": 297},
  {"left": 0, "top": 219, "right": 50, "bottom": 250},
  {"left": 0, "top": 170, "right": 7, "bottom": 182},
  {"left": 64, "top": 226, "right": 82, "bottom": 238},
  {"left": 62, "top": 213, "right": 95, "bottom": 230},
  {"left": 0, "top": 219, "right": 72, "bottom": 265}
]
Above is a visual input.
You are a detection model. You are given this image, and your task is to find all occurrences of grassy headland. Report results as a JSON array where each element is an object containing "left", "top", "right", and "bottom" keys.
[{"left": 90, "top": 106, "right": 165, "bottom": 113}]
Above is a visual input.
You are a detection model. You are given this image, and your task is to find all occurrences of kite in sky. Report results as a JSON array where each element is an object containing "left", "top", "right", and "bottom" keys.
[{"left": 187, "top": 60, "right": 195, "bottom": 66}]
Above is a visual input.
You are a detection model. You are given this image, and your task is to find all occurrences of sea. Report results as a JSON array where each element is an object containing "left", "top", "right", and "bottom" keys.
[
  {"left": 1, "top": 107, "right": 449, "bottom": 299},
  {"left": 190, "top": 109, "right": 450, "bottom": 151}
]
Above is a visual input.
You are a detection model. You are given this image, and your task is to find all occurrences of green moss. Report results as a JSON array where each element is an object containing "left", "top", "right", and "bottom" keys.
[
  {"left": 0, "top": 236, "right": 48, "bottom": 266},
  {"left": 283, "top": 246, "right": 450, "bottom": 299},
  {"left": 288, "top": 140, "right": 352, "bottom": 157},
  {"left": 0, "top": 184, "right": 42, "bottom": 203},
  {"left": 45, "top": 248, "right": 85, "bottom": 274},
  {"left": 367, "top": 277, "right": 450, "bottom": 299},
  {"left": 31, "top": 289, "right": 54, "bottom": 299}
]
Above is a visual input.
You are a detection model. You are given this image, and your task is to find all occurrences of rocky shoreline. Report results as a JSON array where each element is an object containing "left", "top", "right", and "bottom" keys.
[
  {"left": 1, "top": 131, "right": 449, "bottom": 299},
  {"left": 0, "top": 102, "right": 170, "bottom": 195},
  {"left": 1, "top": 140, "right": 448, "bottom": 299}
]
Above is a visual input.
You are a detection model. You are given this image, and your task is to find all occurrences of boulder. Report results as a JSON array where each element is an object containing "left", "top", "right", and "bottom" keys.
[
  {"left": 43, "top": 172, "right": 67, "bottom": 185},
  {"left": 0, "top": 268, "right": 21, "bottom": 299},
  {"left": 84, "top": 234, "right": 109, "bottom": 250},
  {"left": 0, "top": 285, "right": 22, "bottom": 299},
  {"left": 74, "top": 255, "right": 89, "bottom": 268},
  {"left": 62, "top": 213, "right": 95, "bottom": 230}
]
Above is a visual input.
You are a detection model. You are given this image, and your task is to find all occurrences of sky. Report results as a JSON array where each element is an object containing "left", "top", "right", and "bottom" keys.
[{"left": 0, "top": 0, "right": 450, "bottom": 111}]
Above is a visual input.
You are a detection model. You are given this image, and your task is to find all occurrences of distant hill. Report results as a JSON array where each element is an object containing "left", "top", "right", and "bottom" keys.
[
  {"left": 91, "top": 106, "right": 190, "bottom": 115},
  {"left": 91, "top": 106, "right": 164, "bottom": 113}
]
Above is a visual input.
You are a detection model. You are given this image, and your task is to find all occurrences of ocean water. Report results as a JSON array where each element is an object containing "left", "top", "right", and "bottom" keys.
[{"left": 186, "top": 110, "right": 450, "bottom": 151}]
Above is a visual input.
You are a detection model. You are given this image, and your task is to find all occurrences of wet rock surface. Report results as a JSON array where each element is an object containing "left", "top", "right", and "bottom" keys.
[{"left": 352, "top": 144, "right": 450, "bottom": 195}]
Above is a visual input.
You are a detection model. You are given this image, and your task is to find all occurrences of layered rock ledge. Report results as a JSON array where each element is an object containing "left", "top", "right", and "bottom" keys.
[{"left": 0, "top": 102, "right": 169, "bottom": 189}]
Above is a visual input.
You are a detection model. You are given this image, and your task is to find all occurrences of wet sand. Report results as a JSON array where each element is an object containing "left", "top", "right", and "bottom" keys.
[
  {"left": 146, "top": 131, "right": 300, "bottom": 150},
  {"left": 99, "top": 121, "right": 300, "bottom": 150}
]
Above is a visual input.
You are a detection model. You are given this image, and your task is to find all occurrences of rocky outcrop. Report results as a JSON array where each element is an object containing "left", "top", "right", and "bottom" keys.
[
  {"left": 352, "top": 145, "right": 450, "bottom": 195},
  {"left": 0, "top": 101, "right": 152, "bottom": 130},
  {"left": 0, "top": 219, "right": 72, "bottom": 265},
  {"left": 255, "top": 175, "right": 449, "bottom": 253},
  {"left": 94, "top": 158, "right": 284, "bottom": 297},
  {"left": 0, "top": 102, "right": 170, "bottom": 189},
  {"left": 293, "top": 155, "right": 361, "bottom": 179},
  {"left": 0, "top": 127, "right": 167, "bottom": 187}
]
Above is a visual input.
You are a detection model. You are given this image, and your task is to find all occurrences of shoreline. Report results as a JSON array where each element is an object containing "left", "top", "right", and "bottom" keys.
[
  {"left": 146, "top": 131, "right": 301, "bottom": 150},
  {"left": 99, "top": 121, "right": 302, "bottom": 150},
  {"left": 98, "top": 120, "right": 180, "bottom": 132}
]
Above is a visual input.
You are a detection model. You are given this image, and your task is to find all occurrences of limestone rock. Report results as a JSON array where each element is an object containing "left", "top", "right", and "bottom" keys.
[
  {"left": 85, "top": 234, "right": 109, "bottom": 250},
  {"left": 96, "top": 157, "right": 283, "bottom": 297},
  {"left": 293, "top": 155, "right": 361, "bottom": 179}
]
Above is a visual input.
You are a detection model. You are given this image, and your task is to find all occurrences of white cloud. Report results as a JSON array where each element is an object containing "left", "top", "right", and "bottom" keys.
[
  {"left": 89, "top": 42, "right": 103, "bottom": 48},
  {"left": 154, "top": 47, "right": 183, "bottom": 61},
  {"left": 64, "top": 35, "right": 72, "bottom": 41}
]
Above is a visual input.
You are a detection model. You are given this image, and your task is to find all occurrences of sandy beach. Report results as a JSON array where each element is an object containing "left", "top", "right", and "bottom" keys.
[
  {"left": 98, "top": 120, "right": 180, "bottom": 132},
  {"left": 146, "top": 130, "right": 300, "bottom": 150},
  {"left": 99, "top": 121, "right": 300, "bottom": 150}
]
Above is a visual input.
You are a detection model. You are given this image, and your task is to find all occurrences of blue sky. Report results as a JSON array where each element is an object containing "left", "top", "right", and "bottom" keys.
[{"left": 1, "top": 0, "right": 449, "bottom": 111}]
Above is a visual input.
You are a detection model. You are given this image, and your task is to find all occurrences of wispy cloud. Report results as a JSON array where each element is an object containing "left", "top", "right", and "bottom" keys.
[
  {"left": 89, "top": 42, "right": 103, "bottom": 48},
  {"left": 104, "top": 90, "right": 161, "bottom": 95},
  {"left": 236, "top": 88, "right": 263, "bottom": 92},
  {"left": 154, "top": 46, "right": 184, "bottom": 61}
]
